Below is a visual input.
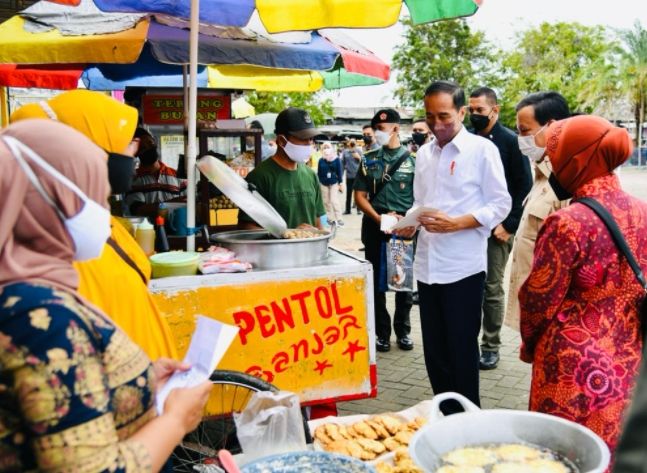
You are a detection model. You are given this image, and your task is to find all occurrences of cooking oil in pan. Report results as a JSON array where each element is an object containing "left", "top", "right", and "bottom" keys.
[{"left": 435, "top": 442, "right": 579, "bottom": 473}]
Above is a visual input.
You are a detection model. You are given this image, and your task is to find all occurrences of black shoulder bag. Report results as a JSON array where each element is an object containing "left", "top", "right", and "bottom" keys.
[
  {"left": 362, "top": 149, "right": 410, "bottom": 203},
  {"left": 576, "top": 197, "right": 647, "bottom": 341}
]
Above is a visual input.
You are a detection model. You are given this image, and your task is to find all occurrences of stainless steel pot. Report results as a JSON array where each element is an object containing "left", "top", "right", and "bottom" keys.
[
  {"left": 409, "top": 392, "right": 610, "bottom": 473},
  {"left": 210, "top": 227, "right": 334, "bottom": 270}
]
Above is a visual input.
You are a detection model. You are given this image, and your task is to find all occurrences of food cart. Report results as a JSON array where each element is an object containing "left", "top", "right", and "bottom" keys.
[
  {"left": 149, "top": 248, "right": 376, "bottom": 406},
  {"left": 147, "top": 127, "right": 377, "bottom": 407}
]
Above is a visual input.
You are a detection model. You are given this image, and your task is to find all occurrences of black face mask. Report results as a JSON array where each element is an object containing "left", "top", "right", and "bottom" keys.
[
  {"left": 363, "top": 134, "right": 373, "bottom": 144},
  {"left": 469, "top": 113, "right": 491, "bottom": 132},
  {"left": 411, "top": 132, "right": 428, "bottom": 147},
  {"left": 107, "top": 152, "right": 136, "bottom": 194},
  {"left": 548, "top": 173, "right": 573, "bottom": 201}
]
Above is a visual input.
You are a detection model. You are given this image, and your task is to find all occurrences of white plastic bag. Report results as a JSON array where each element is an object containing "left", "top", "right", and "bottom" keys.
[{"left": 234, "top": 391, "right": 306, "bottom": 462}]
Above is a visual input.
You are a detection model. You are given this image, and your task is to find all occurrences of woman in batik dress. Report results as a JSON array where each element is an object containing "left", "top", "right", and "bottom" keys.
[
  {"left": 0, "top": 120, "right": 211, "bottom": 472},
  {"left": 519, "top": 115, "right": 647, "bottom": 458}
]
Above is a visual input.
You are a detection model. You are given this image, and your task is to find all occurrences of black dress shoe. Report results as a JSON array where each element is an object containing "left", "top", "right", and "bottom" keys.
[
  {"left": 397, "top": 336, "right": 414, "bottom": 350},
  {"left": 376, "top": 338, "right": 391, "bottom": 352},
  {"left": 479, "top": 351, "right": 499, "bottom": 370},
  {"left": 343, "top": 211, "right": 351, "bottom": 215}
]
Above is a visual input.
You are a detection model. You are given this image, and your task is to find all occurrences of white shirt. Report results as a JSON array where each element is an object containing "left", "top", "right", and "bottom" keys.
[{"left": 411, "top": 127, "right": 511, "bottom": 285}]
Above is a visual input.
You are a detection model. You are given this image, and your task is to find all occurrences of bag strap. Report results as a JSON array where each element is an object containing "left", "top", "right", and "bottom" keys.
[
  {"left": 366, "top": 148, "right": 410, "bottom": 202},
  {"left": 575, "top": 197, "right": 647, "bottom": 291},
  {"left": 106, "top": 237, "right": 148, "bottom": 285}
]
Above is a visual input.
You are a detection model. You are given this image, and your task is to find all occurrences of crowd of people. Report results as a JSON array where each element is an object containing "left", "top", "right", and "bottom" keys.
[{"left": 1, "top": 80, "right": 646, "bottom": 471}]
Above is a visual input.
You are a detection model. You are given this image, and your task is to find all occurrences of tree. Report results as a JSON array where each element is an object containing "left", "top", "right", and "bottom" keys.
[
  {"left": 245, "top": 91, "right": 334, "bottom": 126},
  {"left": 499, "top": 22, "right": 615, "bottom": 127},
  {"left": 617, "top": 20, "right": 647, "bottom": 159},
  {"left": 392, "top": 18, "right": 500, "bottom": 109}
]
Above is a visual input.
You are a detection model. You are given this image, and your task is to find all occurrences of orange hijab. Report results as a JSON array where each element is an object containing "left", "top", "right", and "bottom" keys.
[
  {"left": 0, "top": 119, "right": 108, "bottom": 291},
  {"left": 545, "top": 115, "right": 633, "bottom": 193}
]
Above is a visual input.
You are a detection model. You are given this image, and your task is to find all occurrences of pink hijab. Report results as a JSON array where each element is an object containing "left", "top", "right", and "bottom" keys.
[{"left": 0, "top": 119, "right": 109, "bottom": 291}]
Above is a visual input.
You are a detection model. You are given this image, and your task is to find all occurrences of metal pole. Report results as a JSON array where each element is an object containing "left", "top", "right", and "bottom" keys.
[
  {"left": 0, "top": 87, "right": 9, "bottom": 127},
  {"left": 186, "top": 0, "right": 200, "bottom": 252},
  {"left": 183, "top": 64, "right": 189, "bottom": 169}
]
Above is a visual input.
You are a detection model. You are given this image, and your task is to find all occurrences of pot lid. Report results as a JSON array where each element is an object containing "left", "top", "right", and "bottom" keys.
[{"left": 197, "top": 155, "right": 287, "bottom": 238}]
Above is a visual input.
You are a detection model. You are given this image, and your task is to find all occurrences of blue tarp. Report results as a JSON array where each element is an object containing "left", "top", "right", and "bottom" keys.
[
  {"left": 93, "top": 0, "right": 255, "bottom": 27},
  {"left": 81, "top": 44, "right": 208, "bottom": 90},
  {"left": 147, "top": 21, "right": 340, "bottom": 70}
]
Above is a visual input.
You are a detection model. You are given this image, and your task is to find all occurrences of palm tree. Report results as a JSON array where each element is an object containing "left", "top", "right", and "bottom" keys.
[{"left": 618, "top": 21, "right": 647, "bottom": 164}]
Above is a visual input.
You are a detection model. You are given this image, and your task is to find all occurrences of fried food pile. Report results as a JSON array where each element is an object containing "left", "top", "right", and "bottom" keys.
[{"left": 313, "top": 415, "right": 426, "bottom": 464}]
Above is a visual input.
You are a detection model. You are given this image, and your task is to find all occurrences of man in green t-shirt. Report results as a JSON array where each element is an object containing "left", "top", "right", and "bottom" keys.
[
  {"left": 239, "top": 107, "right": 325, "bottom": 230},
  {"left": 354, "top": 109, "right": 416, "bottom": 353}
]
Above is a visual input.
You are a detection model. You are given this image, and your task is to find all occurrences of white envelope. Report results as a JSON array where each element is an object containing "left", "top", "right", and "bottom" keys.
[{"left": 392, "top": 207, "right": 440, "bottom": 230}]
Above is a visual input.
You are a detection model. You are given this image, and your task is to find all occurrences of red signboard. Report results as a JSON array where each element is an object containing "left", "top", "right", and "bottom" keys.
[{"left": 142, "top": 94, "right": 231, "bottom": 125}]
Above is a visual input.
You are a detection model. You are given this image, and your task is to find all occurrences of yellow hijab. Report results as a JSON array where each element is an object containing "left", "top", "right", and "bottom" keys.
[{"left": 10, "top": 90, "right": 138, "bottom": 153}]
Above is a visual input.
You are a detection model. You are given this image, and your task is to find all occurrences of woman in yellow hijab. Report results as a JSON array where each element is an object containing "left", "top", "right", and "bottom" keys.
[{"left": 11, "top": 90, "right": 178, "bottom": 360}]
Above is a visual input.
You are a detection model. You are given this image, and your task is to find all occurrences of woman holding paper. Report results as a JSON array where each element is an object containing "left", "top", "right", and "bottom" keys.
[{"left": 0, "top": 119, "right": 211, "bottom": 472}]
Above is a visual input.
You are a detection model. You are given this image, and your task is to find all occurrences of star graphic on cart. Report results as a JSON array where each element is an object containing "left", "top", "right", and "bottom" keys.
[
  {"left": 342, "top": 340, "right": 366, "bottom": 362},
  {"left": 314, "top": 360, "right": 333, "bottom": 375}
]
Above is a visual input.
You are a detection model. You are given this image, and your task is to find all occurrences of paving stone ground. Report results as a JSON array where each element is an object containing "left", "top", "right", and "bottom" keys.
[{"left": 330, "top": 167, "right": 647, "bottom": 415}]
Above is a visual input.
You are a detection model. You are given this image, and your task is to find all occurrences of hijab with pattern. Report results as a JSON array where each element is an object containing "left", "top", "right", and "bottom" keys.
[
  {"left": 545, "top": 115, "right": 633, "bottom": 193},
  {"left": 9, "top": 90, "right": 138, "bottom": 154},
  {"left": 0, "top": 119, "right": 109, "bottom": 291}
]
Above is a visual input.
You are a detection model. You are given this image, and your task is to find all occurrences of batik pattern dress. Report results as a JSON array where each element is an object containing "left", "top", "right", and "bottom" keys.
[
  {"left": 0, "top": 282, "right": 156, "bottom": 472},
  {"left": 519, "top": 173, "right": 647, "bottom": 454}
]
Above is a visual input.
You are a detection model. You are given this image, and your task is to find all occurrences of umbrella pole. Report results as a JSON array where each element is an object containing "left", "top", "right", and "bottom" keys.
[
  {"left": 183, "top": 65, "right": 189, "bottom": 168},
  {"left": 186, "top": 0, "right": 200, "bottom": 252},
  {"left": 0, "top": 87, "right": 9, "bottom": 127}
]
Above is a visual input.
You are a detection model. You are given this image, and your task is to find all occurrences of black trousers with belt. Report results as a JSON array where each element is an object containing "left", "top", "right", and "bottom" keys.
[
  {"left": 418, "top": 272, "right": 486, "bottom": 414},
  {"left": 345, "top": 177, "right": 356, "bottom": 213},
  {"left": 361, "top": 215, "right": 412, "bottom": 341}
]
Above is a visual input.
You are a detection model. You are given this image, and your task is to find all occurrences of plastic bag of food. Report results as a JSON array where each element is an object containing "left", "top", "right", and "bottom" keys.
[
  {"left": 385, "top": 236, "right": 414, "bottom": 292},
  {"left": 234, "top": 391, "right": 306, "bottom": 462}
]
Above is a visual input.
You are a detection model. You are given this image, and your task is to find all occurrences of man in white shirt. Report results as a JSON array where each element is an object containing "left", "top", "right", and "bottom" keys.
[{"left": 397, "top": 81, "right": 511, "bottom": 413}]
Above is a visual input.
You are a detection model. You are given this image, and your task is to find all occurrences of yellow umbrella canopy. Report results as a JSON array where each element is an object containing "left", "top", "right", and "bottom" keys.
[{"left": 208, "top": 65, "right": 324, "bottom": 92}]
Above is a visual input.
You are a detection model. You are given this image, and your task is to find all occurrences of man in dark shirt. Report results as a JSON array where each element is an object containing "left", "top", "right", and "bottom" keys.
[
  {"left": 342, "top": 140, "right": 362, "bottom": 215},
  {"left": 468, "top": 87, "right": 532, "bottom": 370}
]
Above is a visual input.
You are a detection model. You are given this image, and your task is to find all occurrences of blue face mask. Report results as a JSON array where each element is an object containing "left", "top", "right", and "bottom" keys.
[{"left": 3, "top": 136, "right": 111, "bottom": 261}]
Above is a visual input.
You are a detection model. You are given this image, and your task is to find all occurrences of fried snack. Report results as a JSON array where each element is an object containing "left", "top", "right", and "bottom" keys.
[
  {"left": 346, "top": 439, "right": 376, "bottom": 460},
  {"left": 313, "top": 425, "right": 333, "bottom": 446},
  {"left": 367, "top": 419, "right": 391, "bottom": 439},
  {"left": 393, "top": 459, "right": 424, "bottom": 473},
  {"left": 324, "top": 439, "right": 350, "bottom": 456},
  {"left": 495, "top": 444, "right": 543, "bottom": 462},
  {"left": 442, "top": 447, "right": 498, "bottom": 467},
  {"left": 325, "top": 423, "right": 346, "bottom": 442},
  {"left": 383, "top": 436, "right": 404, "bottom": 452},
  {"left": 435, "top": 466, "right": 485, "bottom": 473},
  {"left": 356, "top": 438, "right": 387, "bottom": 455},
  {"left": 527, "top": 459, "right": 570, "bottom": 473},
  {"left": 407, "top": 417, "right": 427, "bottom": 430},
  {"left": 375, "top": 463, "right": 395, "bottom": 473},
  {"left": 352, "top": 420, "right": 379, "bottom": 440},
  {"left": 394, "top": 447, "right": 411, "bottom": 463},
  {"left": 394, "top": 430, "right": 414, "bottom": 446},
  {"left": 375, "top": 415, "right": 404, "bottom": 435},
  {"left": 337, "top": 424, "right": 354, "bottom": 440}
]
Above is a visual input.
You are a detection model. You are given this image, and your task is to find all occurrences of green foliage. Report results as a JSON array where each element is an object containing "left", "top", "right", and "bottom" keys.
[
  {"left": 392, "top": 18, "right": 501, "bottom": 110},
  {"left": 616, "top": 20, "right": 647, "bottom": 144},
  {"left": 245, "top": 91, "right": 334, "bottom": 126},
  {"left": 498, "top": 22, "right": 616, "bottom": 127}
]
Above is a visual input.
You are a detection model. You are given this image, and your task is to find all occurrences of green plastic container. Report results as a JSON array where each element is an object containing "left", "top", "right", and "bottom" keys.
[{"left": 150, "top": 252, "right": 199, "bottom": 278}]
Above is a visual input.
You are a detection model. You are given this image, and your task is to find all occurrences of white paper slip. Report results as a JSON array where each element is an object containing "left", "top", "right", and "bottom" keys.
[
  {"left": 380, "top": 214, "right": 399, "bottom": 233},
  {"left": 156, "top": 316, "right": 239, "bottom": 415},
  {"left": 392, "top": 207, "right": 440, "bottom": 230}
]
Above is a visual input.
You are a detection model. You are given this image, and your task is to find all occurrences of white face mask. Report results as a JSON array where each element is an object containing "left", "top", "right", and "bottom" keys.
[
  {"left": 280, "top": 137, "right": 312, "bottom": 164},
  {"left": 518, "top": 125, "right": 547, "bottom": 162},
  {"left": 3, "top": 136, "right": 111, "bottom": 261},
  {"left": 374, "top": 129, "right": 392, "bottom": 147}
]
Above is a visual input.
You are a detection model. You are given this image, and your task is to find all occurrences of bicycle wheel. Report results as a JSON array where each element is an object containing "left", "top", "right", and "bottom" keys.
[{"left": 171, "top": 370, "right": 278, "bottom": 472}]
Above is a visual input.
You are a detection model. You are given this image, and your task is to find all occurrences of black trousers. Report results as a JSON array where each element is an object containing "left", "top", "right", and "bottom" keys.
[
  {"left": 418, "top": 272, "right": 485, "bottom": 414},
  {"left": 362, "top": 216, "right": 412, "bottom": 341},
  {"left": 345, "top": 177, "right": 356, "bottom": 213}
]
